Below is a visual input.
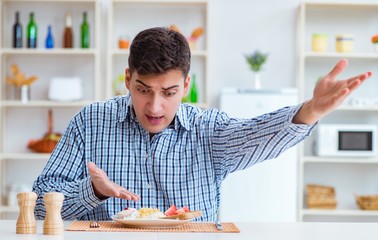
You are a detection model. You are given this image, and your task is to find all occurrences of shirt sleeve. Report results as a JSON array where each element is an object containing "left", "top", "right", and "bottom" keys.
[
  {"left": 212, "top": 104, "right": 316, "bottom": 180},
  {"left": 32, "top": 111, "right": 103, "bottom": 220}
]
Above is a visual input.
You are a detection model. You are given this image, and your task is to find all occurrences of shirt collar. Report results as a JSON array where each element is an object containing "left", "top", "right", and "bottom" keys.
[{"left": 117, "top": 94, "right": 191, "bottom": 131}]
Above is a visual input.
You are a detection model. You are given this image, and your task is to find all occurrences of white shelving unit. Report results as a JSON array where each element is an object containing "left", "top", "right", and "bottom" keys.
[
  {"left": 0, "top": 0, "right": 100, "bottom": 219},
  {"left": 297, "top": 1, "right": 378, "bottom": 222},
  {"left": 106, "top": 0, "right": 209, "bottom": 108}
]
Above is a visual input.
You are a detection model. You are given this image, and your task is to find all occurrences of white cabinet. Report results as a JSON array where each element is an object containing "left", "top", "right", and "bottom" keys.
[
  {"left": 106, "top": 0, "right": 209, "bottom": 108},
  {"left": 219, "top": 88, "right": 299, "bottom": 222},
  {"left": 0, "top": 0, "right": 100, "bottom": 219},
  {"left": 297, "top": 2, "right": 378, "bottom": 222}
]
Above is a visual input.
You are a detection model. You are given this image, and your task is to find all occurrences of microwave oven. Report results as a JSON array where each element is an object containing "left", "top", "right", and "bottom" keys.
[{"left": 315, "top": 124, "right": 377, "bottom": 157}]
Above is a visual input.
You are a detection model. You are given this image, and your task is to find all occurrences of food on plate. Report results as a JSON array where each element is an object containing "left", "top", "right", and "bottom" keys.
[
  {"left": 115, "top": 205, "right": 202, "bottom": 220},
  {"left": 116, "top": 207, "right": 164, "bottom": 220}
]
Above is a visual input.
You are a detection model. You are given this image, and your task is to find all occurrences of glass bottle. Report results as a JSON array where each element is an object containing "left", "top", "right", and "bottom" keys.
[
  {"left": 81, "top": 12, "right": 89, "bottom": 48},
  {"left": 27, "top": 12, "right": 37, "bottom": 48},
  {"left": 189, "top": 74, "right": 198, "bottom": 103},
  {"left": 13, "top": 11, "right": 23, "bottom": 48},
  {"left": 45, "top": 25, "right": 54, "bottom": 48},
  {"left": 63, "top": 13, "right": 73, "bottom": 48}
]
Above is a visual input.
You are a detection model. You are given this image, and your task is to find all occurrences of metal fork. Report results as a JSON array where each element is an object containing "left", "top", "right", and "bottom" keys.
[
  {"left": 89, "top": 221, "right": 100, "bottom": 228},
  {"left": 215, "top": 211, "right": 223, "bottom": 231}
]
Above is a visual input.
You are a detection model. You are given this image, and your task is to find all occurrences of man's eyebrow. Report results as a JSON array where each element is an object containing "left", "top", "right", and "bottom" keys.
[
  {"left": 162, "top": 85, "right": 180, "bottom": 91},
  {"left": 136, "top": 79, "right": 152, "bottom": 88},
  {"left": 135, "top": 79, "right": 179, "bottom": 91}
]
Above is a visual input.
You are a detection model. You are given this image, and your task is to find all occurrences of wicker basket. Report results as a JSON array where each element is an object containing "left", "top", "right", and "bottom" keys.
[
  {"left": 306, "top": 184, "right": 337, "bottom": 209},
  {"left": 356, "top": 195, "right": 378, "bottom": 210},
  {"left": 28, "top": 136, "right": 60, "bottom": 153},
  {"left": 27, "top": 110, "right": 61, "bottom": 153},
  {"left": 306, "top": 184, "right": 335, "bottom": 196}
]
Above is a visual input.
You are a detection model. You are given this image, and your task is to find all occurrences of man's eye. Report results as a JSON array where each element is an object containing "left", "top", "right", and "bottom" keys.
[
  {"left": 164, "top": 91, "right": 176, "bottom": 97},
  {"left": 137, "top": 87, "right": 149, "bottom": 94}
]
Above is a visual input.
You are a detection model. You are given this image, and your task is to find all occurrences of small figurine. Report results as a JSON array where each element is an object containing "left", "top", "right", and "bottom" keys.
[{"left": 168, "top": 25, "right": 205, "bottom": 50}]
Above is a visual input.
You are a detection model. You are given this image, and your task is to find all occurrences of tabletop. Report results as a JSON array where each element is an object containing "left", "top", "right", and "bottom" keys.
[{"left": 1, "top": 220, "right": 378, "bottom": 240}]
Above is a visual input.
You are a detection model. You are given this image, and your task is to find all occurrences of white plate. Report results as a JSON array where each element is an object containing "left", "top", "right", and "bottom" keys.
[{"left": 112, "top": 216, "right": 193, "bottom": 228}]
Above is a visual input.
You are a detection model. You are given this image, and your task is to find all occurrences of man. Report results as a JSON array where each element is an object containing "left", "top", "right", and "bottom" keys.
[{"left": 32, "top": 27, "right": 372, "bottom": 222}]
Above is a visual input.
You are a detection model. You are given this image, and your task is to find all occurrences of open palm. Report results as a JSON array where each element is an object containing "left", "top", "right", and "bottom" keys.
[{"left": 312, "top": 59, "right": 371, "bottom": 118}]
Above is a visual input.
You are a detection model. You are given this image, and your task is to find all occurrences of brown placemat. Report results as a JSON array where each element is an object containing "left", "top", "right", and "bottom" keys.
[{"left": 66, "top": 221, "right": 240, "bottom": 233}]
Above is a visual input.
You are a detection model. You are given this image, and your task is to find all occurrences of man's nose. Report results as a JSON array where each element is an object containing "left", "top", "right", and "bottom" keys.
[{"left": 148, "top": 95, "right": 162, "bottom": 113}]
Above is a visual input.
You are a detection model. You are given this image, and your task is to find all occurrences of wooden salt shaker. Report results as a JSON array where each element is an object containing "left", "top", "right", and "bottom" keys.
[
  {"left": 43, "top": 192, "right": 64, "bottom": 235},
  {"left": 16, "top": 192, "right": 37, "bottom": 234}
]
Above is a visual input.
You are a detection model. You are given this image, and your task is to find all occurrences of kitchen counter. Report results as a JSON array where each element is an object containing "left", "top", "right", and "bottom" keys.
[{"left": 1, "top": 220, "right": 378, "bottom": 240}]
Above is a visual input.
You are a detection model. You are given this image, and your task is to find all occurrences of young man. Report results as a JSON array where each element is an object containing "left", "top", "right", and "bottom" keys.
[{"left": 32, "top": 27, "right": 372, "bottom": 222}]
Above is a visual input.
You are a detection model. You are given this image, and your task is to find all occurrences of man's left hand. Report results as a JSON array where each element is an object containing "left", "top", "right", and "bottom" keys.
[{"left": 293, "top": 59, "right": 372, "bottom": 125}]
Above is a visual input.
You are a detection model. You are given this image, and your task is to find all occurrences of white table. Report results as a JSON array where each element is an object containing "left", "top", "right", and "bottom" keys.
[{"left": 1, "top": 220, "right": 378, "bottom": 240}]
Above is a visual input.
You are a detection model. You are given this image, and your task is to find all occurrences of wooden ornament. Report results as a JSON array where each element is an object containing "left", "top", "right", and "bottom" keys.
[
  {"left": 16, "top": 192, "right": 37, "bottom": 234},
  {"left": 43, "top": 192, "right": 64, "bottom": 235}
]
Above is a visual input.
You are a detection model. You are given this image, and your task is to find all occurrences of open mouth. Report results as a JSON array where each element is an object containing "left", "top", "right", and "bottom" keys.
[
  {"left": 146, "top": 114, "right": 164, "bottom": 125},
  {"left": 147, "top": 115, "right": 163, "bottom": 120}
]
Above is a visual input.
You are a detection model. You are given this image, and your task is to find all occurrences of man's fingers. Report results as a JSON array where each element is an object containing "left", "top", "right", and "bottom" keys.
[
  {"left": 327, "top": 58, "right": 348, "bottom": 80},
  {"left": 87, "top": 162, "right": 98, "bottom": 174},
  {"left": 119, "top": 188, "right": 140, "bottom": 201}
]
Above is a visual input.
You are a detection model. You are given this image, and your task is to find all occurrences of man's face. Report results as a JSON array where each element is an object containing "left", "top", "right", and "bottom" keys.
[{"left": 125, "top": 69, "right": 190, "bottom": 135}]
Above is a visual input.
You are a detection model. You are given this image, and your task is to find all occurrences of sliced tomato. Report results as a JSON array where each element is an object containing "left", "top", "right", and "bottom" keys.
[
  {"left": 164, "top": 204, "right": 177, "bottom": 216},
  {"left": 176, "top": 206, "right": 190, "bottom": 214},
  {"left": 182, "top": 206, "right": 190, "bottom": 212}
]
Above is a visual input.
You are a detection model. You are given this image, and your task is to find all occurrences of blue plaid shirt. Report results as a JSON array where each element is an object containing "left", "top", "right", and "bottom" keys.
[{"left": 33, "top": 94, "right": 315, "bottom": 222}]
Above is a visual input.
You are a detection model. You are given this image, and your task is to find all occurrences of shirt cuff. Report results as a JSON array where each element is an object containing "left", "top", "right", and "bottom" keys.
[
  {"left": 286, "top": 103, "right": 318, "bottom": 135},
  {"left": 79, "top": 177, "right": 103, "bottom": 209}
]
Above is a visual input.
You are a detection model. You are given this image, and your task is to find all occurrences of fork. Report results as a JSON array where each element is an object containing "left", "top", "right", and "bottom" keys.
[
  {"left": 89, "top": 221, "right": 100, "bottom": 228},
  {"left": 215, "top": 211, "right": 223, "bottom": 231}
]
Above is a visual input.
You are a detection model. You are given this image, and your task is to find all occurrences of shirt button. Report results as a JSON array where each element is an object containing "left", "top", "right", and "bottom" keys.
[
  {"left": 145, "top": 153, "right": 149, "bottom": 159},
  {"left": 146, "top": 183, "right": 151, "bottom": 189}
]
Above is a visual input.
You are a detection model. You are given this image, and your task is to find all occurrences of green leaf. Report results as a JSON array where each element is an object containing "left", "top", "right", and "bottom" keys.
[{"left": 245, "top": 50, "right": 268, "bottom": 72}]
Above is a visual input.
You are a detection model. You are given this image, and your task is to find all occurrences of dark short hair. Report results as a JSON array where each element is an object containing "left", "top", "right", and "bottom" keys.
[{"left": 128, "top": 27, "right": 191, "bottom": 78}]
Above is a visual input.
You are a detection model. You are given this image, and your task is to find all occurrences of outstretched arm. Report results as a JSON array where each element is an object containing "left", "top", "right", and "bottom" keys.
[{"left": 293, "top": 59, "right": 372, "bottom": 125}]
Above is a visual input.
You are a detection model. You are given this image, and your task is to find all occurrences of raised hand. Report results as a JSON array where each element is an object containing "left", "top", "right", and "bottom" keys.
[
  {"left": 87, "top": 162, "right": 139, "bottom": 201},
  {"left": 293, "top": 59, "right": 372, "bottom": 125}
]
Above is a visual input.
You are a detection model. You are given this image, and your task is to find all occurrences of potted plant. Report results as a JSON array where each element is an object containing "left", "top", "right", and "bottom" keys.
[{"left": 245, "top": 50, "right": 268, "bottom": 89}]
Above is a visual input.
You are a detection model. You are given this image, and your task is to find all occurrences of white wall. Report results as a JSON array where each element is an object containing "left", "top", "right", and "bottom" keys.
[{"left": 209, "top": 0, "right": 300, "bottom": 106}]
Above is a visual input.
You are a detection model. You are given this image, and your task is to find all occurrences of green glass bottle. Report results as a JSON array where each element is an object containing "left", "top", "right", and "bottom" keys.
[
  {"left": 27, "top": 12, "right": 37, "bottom": 48},
  {"left": 189, "top": 74, "right": 198, "bottom": 103},
  {"left": 81, "top": 12, "right": 89, "bottom": 48}
]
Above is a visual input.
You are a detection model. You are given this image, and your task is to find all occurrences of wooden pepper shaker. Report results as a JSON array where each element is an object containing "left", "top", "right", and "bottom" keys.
[
  {"left": 43, "top": 192, "right": 64, "bottom": 235},
  {"left": 16, "top": 192, "right": 37, "bottom": 234}
]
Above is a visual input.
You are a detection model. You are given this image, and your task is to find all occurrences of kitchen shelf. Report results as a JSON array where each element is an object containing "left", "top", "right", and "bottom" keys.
[
  {"left": 302, "top": 209, "right": 378, "bottom": 217},
  {"left": 0, "top": 153, "right": 51, "bottom": 161},
  {"left": 1, "top": 48, "right": 97, "bottom": 55},
  {"left": 0, "top": 0, "right": 100, "bottom": 219},
  {"left": 297, "top": 1, "right": 378, "bottom": 222},
  {"left": 303, "top": 156, "right": 378, "bottom": 164},
  {"left": 0, "top": 100, "right": 92, "bottom": 108},
  {"left": 304, "top": 52, "right": 378, "bottom": 59}
]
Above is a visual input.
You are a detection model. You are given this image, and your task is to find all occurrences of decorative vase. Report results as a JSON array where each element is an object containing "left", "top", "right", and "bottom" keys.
[
  {"left": 14, "top": 85, "right": 30, "bottom": 103},
  {"left": 253, "top": 72, "right": 261, "bottom": 89},
  {"left": 374, "top": 43, "right": 378, "bottom": 53}
]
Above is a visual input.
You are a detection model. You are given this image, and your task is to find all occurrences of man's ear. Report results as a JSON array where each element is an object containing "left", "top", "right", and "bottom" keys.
[
  {"left": 184, "top": 74, "right": 191, "bottom": 96},
  {"left": 125, "top": 68, "right": 131, "bottom": 90}
]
